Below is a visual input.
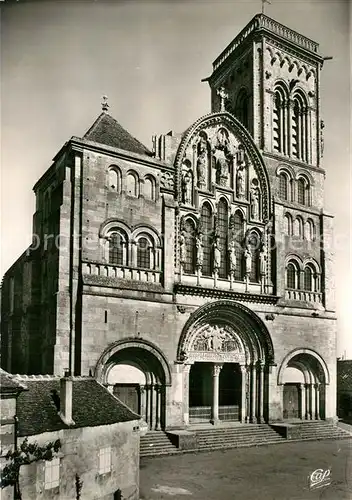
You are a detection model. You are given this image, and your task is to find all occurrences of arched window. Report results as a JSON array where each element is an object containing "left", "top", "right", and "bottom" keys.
[
  {"left": 247, "top": 232, "right": 260, "bottom": 283},
  {"left": 294, "top": 216, "right": 304, "bottom": 239},
  {"left": 306, "top": 219, "right": 315, "bottom": 241},
  {"left": 304, "top": 266, "right": 313, "bottom": 291},
  {"left": 297, "top": 177, "right": 310, "bottom": 206},
  {"left": 286, "top": 261, "right": 300, "bottom": 289},
  {"left": 235, "top": 89, "right": 250, "bottom": 130},
  {"left": 183, "top": 219, "right": 196, "bottom": 274},
  {"left": 291, "top": 92, "right": 308, "bottom": 162},
  {"left": 108, "top": 167, "right": 121, "bottom": 192},
  {"left": 200, "top": 202, "right": 213, "bottom": 276},
  {"left": 233, "top": 211, "right": 244, "bottom": 281},
  {"left": 144, "top": 176, "right": 155, "bottom": 200},
  {"left": 126, "top": 172, "right": 139, "bottom": 197},
  {"left": 284, "top": 213, "right": 293, "bottom": 235},
  {"left": 273, "top": 85, "right": 288, "bottom": 155},
  {"left": 217, "top": 199, "right": 228, "bottom": 278},
  {"left": 279, "top": 172, "right": 289, "bottom": 200},
  {"left": 108, "top": 231, "right": 126, "bottom": 266},
  {"left": 136, "top": 236, "right": 151, "bottom": 269}
]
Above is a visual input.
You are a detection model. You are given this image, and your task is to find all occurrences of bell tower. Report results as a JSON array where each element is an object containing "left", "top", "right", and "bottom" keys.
[{"left": 205, "top": 14, "right": 325, "bottom": 168}]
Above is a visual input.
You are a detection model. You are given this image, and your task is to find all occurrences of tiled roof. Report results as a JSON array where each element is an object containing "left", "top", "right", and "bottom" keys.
[
  {"left": 0, "top": 369, "right": 27, "bottom": 394},
  {"left": 14, "top": 376, "right": 139, "bottom": 437},
  {"left": 83, "top": 112, "right": 152, "bottom": 156}
]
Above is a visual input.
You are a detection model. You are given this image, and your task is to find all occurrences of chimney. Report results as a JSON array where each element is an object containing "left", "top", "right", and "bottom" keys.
[{"left": 59, "top": 371, "right": 75, "bottom": 425}]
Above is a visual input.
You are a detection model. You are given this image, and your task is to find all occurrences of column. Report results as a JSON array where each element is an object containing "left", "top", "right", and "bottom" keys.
[
  {"left": 154, "top": 385, "right": 161, "bottom": 430},
  {"left": 300, "top": 383, "right": 306, "bottom": 420},
  {"left": 250, "top": 363, "right": 257, "bottom": 423},
  {"left": 139, "top": 385, "right": 146, "bottom": 419},
  {"left": 144, "top": 385, "right": 150, "bottom": 427},
  {"left": 305, "top": 383, "right": 312, "bottom": 420},
  {"left": 183, "top": 364, "right": 192, "bottom": 426},
  {"left": 150, "top": 384, "right": 156, "bottom": 429},
  {"left": 211, "top": 363, "right": 223, "bottom": 425},
  {"left": 240, "top": 365, "right": 247, "bottom": 423},
  {"left": 257, "top": 361, "right": 264, "bottom": 423},
  {"left": 314, "top": 383, "right": 320, "bottom": 420}
]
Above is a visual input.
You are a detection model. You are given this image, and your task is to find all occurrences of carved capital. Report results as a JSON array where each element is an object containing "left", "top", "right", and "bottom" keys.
[{"left": 212, "top": 363, "right": 223, "bottom": 377}]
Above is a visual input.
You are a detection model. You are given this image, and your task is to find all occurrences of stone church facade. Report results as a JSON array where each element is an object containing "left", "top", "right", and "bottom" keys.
[{"left": 1, "top": 14, "right": 337, "bottom": 429}]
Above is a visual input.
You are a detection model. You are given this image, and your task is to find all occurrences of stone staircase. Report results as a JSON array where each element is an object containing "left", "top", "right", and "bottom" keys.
[
  {"left": 140, "top": 422, "right": 352, "bottom": 458},
  {"left": 140, "top": 431, "right": 179, "bottom": 457},
  {"left": 283, "top": 421, "right": 352, "bottom": 441}
]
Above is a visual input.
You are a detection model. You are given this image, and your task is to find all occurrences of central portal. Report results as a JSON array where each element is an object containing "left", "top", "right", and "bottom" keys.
[{"left": 189, "top": 362, "right": 242, "bottom": 423}]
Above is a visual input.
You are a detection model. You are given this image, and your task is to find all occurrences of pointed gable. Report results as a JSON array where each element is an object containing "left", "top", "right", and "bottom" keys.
[{"left": 83, "top": 112, "right": 152, "bottom": 156}]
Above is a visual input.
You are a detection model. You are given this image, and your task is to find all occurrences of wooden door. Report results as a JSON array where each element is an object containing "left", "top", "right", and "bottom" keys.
[
  {"left": 283, "top": 384, "right": 300, "bottom": 419},
  {"left": 113, "top": 384, "right": 139, "bottom": 414}
]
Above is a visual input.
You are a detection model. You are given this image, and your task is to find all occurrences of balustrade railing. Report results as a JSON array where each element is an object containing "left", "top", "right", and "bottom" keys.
[
  {"left": 213, "top": 14, "right": 318, "bottom": 71},
  {"left": 189, "top": 406, "right": 212, "bottom": 422},
  {"left": 219, "top": 405, "right": 240, "bottom": 421},
  {"left": 82, "top": 261, "right": 162, "bottom": 284},
  {"left": 285, "top": 289, "right": 322, "bottom": 304}
]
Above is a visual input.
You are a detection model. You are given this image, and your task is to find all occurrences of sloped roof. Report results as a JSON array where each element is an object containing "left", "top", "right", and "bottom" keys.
[
  {"left": 14, "top": 376, "right": 139, "bottom": 436},
  {"left": 0, "top": 369, "right": 27, "bottom": 394},
  {"left": 83, "top": 112, "right": 152, "bottom": 156}
]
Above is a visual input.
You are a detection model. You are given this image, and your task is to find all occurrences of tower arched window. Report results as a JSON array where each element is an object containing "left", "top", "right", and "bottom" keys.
[
  {"left": 137, "top": 236, "right": 152, "bottom": 269},
  {"left": 247, "top": 232, "right": 260, "bottom": 283},
  {"left": 297, "top": 177, "right": 310, "bottom": 206},
  {"left": 279, "top": 172, "right": 289, "bottom": 200},
  {"left": 286, "top": 261, "right": 300, "bottom": 289},
  {"left": 144, "top": 176, "right": 155, "bottom": 200},
  {"left": 306, "top": 219, "right": 315, "bottom": 241},
  {"left": 200, "top": 203, "right": 213, "bottom": 276},
  {"left": 291, "top": 92, "right": 308, "bottom": 162},
  {"left": 108, "top": 230, "right": 127, "bottom": 266},
  {"left": 183, "top": 219, "right": 196, "bottom": 274},
  {"left": 304, "top": 265, "right": 313, "bottom": 291},
  {"left": 217, "top": 199, "right": 229, "bottom": 278},
  {"left": 126, "top": 172, "right": 139, "bottom": 197},
  {"left": 233, "top": 211, "right": 244, "bottom": 281},
  {"left": 284, "top": 213, "right": 293, "bottom": 235},
  {"left": 294, "top": 216, "right": 304, "bottom": 239},
  {"left": 273, "top": 85, "right": 288, "bottom": 155},
  {"left": 108, "top": 167, "right": 121, "bottom": 192},
  {"left": 235, "top": 89, "right": 250, "bottom": 130}
]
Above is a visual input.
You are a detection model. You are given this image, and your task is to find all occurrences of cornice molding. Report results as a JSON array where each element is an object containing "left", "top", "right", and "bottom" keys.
[{"left": 174, "top": 283, "right": 279, "bottom": 304}]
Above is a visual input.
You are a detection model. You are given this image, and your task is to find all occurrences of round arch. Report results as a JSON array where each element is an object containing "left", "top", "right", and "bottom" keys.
[
  {"left": 177, "top": 300, "right": 274, "bottom": 365},
  {"left": 277, "top": 348, "right": 330, "bottom": 386},
  {"left": 174, "top": 111, "right": 271, "bottom": 223},
  {"left": 95, "top": 337, "right": 172, "bottom": 386}
]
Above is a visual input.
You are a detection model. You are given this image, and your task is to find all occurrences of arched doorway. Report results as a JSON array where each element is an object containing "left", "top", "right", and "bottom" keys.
[
  {"left": 278, "top": 349, "right": 329, "bottom": 421},
  {"left": 178, "top": 300, "right": 275, "bottom": 425},
  {"left": 95, "top": 338, "right": 171, "bottom": 430}
]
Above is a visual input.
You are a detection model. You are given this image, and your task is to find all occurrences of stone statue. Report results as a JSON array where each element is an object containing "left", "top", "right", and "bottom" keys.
[
  {"left": 213, "top": 239, "right": 221, "bottom": 271},
  {"left": 259, "top": 244, "right": 267, "bottom": 276},
  {"left": 244, "top": 245, "right": 252, "bottom": 276},
  {"left": 320, "top": 120, "right": 325, "bottom": 157},
  {"left": 236, "top": 166, "right": 246, "bottom": 199},
  {"left": 214, "top": 128, "right": 232, "bottom": 187},
  {"left": 195, "top": 235, "right": 204, "bottom": 267},
  {"left": 179, "top": 231, "right": 186, "bottom": 265},
  {"left": 197, "top": 138, "right": 208, "bottom": 189},
  {"left": 251, "top": 188, "right": 260, "bottom": 220},
  {"left": 182, "top": 171, "right": 192, "bottom": 204},
  {"left": 228, "top": 240, "right": 237, "bottom": 273}
]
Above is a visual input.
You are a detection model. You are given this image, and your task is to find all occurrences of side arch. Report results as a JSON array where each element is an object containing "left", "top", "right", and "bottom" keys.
[
  {"left": 95, "top": 337, "right": 172, "bottom": 386},
  {"left": 277, "top": 348, "right": 330, "bottom": 385}
]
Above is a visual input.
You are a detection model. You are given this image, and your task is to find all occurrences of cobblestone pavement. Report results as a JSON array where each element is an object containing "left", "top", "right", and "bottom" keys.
[{"left": 140, "top": 439, "right": 352, "bottom": 500}]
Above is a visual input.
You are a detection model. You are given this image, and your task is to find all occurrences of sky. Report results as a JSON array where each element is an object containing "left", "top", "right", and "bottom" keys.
[{"left": 1, "top": 0, "right": 351, "bottom": 357}]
